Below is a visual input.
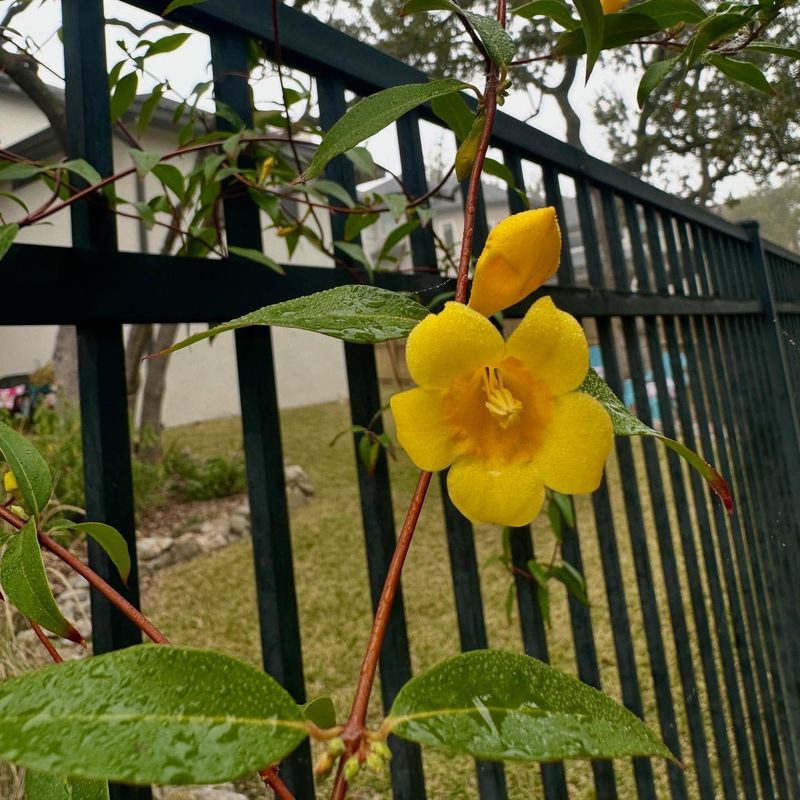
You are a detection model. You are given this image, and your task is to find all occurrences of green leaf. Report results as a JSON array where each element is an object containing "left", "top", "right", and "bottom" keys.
[
  {"left": 400, "top": 0, "right": 458, "bottom": 15},
  {"left": 572, "top": 0, "right": 604, "bottom": 80},
  {"left": 483, "top": 157, "right": 516, "bottom": 189},
  {"left": 705, "top": 54, "right": 772, "bottom": 94},
  {"left": 377, "top": 219, "right": 420, "bottom": 265},
  {"left": 536, "top": 582, "right": 551, "bottom": 627},
  {"left": 384, "top": 193, "right": 408, "bottom": 221},
  {"left": 0, "top": 520, "right": 81, "bottom": 643},
  {"left": 0, "top": 162, "right": 44, "bottom": 181},
  {"left": 311, "top": 179, "right": 355, "bottom": 208},
  {"left": 26, "top": 772, "right": 109, "bottom": 800},
  {"left": 746, "top": 42, "right": 800, "bottom": 60},
  {"left": 0, "top": 645, "right": 307, "bottom": 784},
  {"left": 0, "top": 223, "right": 19, "bottom": 262},
  {"left": 302, "top": 696, "right": 337, "bottom": 729},
  {"left": 554, "top": 13, "right": 660, "bottom": 57},
  {"left": 513, "top": 0, "right": 579, "bottom": 30},
  {"left": 137, "top": 84, "right": 165, "bottom": 135},
  {"left": 551, "top": 562, "right": 588, "bottom": 605},
  {"left": 637, "top": 56, "right": 679, "bottom": 108},
  {"left": 431, "top": 91, "right": 474, "bottom": 141},
  {"left": 550, "top": 490, "right": 575, "bottom": 528},
  {"left": 228, "top": 246, "right": 285, "bottom": 274},
  {"left": 68, "top": 522, "right": 131, "bottom": 584},
  {"left": 334, "top": 241, "right": 372, "bottom": 272},
  {"left": 387, "top": 650, "right": 674, "bottom": 762},
  {"left": 683, "top": 12, "right": 751, "bottom": 67},
  {"left": 345, "top": 212, "right": 379, "bottom": 241},
  {"left": 110, "top": 71, "right": 138, "bottom": 123},
  {"left": 526, "top": 559, "right": 549, "bottom": 586},
  {"left": 462, "top": 11, "right": 516, "bottom": 67},
  {"left": 144, "top": 32, "right": 191, "bottom": 57},
  {"left": 547, "top": 501, "right": 563, "bottom": 542},
  {"left": 130, "top": 149, "right": 162, "bottom": 179},
  {"left": 455, "top": 112, "right": 485, "bottom": 182},
  {"left": 626, "top": 0, "right": 706, "bottom": 28},
  {"left": 0, "top": 420, "right": 52, "bottom": 515},
  {"left": 157, "top": 286, "right": 430, "bottom": 355},
  {"left": 298, "top": 79, "right": 468, "bottom": 183},
  {"left": 163, "top": 0, "right": 207, "bottom": 13},
  {"left": 345, "top": 146, "right": 378, "bottom": 179},
  {"left": 577, "top": 368, "right": 733, "bottom": 513},
  {"left": 61, "top": 159, "right": 102, "bottom": 186},
  {"left": 152, "top": 163, "right": 185, "bottom": 196}
]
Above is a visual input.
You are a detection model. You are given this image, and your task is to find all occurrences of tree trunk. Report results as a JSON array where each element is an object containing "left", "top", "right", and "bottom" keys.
[
  {"left": 137, "top": 323, "right": 179, "bottom": 463},
  {"left": 125, "top": 324, "right": 154, "bottom": 417},
  {"left": 52, "top": 325, "right": 79, "bottom": 407}
]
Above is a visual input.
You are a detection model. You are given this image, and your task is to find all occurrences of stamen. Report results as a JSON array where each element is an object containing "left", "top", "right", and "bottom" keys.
[{"left": 482, "top": 368, "right": 523, "bottom": 429}]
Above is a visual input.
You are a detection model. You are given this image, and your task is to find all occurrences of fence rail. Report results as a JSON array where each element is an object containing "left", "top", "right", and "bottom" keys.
[{"left": 2, "top": 1, "right": 800, "bottom": 798}]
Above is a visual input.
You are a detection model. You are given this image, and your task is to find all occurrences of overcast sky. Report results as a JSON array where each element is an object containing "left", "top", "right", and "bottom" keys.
[{"left": 2, "top": 0, "right": 752, "bottom": 198}]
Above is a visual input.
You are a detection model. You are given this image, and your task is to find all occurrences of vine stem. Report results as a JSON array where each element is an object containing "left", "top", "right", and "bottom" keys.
[{"left": 329, "top": 41, "right": 504, "bottom": 800}]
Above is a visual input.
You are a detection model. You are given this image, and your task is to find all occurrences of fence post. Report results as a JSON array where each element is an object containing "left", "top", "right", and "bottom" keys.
[{"left": 742, "top": 220, "right": 800, "bottom": 774}]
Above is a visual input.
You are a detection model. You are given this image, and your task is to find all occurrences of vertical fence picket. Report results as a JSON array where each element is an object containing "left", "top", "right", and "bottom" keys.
[
  {"left": 62, "top": 4, "right": 148, "bottom": 799},
  {"left": 209, "top": 30, "right": 315, "bottom": 796},
  {"left": 316, "top": 74, "right": 427, "bottom": 800}
]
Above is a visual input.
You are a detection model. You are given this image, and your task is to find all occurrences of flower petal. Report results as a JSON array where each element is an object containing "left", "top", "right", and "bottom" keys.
[
  {"left": 602, "top": 0, "right": 628, "bottom": 12},
  {"left": 531, "top": 392, "right": 613, "bottom": 494},
  {"left": 505, "top": 296, "right": 589, "bottom": 395},
  {"left": 406, "top": 302, "right": 504, "bottom": 390},
  {"left": 447, "top": 457, "right": 545, "bottom": 527},
  {"left": 468, "top": 208, "right": 561, "bottom": 317},
  {"left": 390, "top": 387, "right": 459, "bottom": 471}
]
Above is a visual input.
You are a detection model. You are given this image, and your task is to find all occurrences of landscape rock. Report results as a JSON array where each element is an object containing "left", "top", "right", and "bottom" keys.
[
  {"left": 137, "top": 536, "right": 173, "bottom": 561},
  {"left": 228, "top": 513, "right": 249, "bottom": 538},
  {"left": 153, "top": 785, "right": 247, "bottom": 800}
]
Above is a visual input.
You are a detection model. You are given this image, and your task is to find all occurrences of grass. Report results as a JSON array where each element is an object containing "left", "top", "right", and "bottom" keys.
[{"left": 145, "top": 402, "right": 747, "bottom": 799}]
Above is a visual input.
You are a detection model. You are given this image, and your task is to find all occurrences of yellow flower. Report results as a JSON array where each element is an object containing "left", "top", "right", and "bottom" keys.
[
  {"left": 601, "top": 0, "right": 628, "bottom": 12},
  {"left": 390, "top": 210, "right": 613, "bottom": 527},
  {"left": 3, "top": 470, "right": 18, "bottom": 493}
]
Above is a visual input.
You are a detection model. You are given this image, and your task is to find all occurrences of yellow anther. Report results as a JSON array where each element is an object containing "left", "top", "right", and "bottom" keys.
[{"left": 482, "top": 369, "right": 523, "bottom": 429}]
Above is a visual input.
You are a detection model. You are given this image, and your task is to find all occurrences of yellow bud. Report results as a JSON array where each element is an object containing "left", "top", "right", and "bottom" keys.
[
  {"left": 343, "top": 756, "right": 360, "bottom": 782},
  {"left": 601, "top": 0, "right": 628, "bottom": 12},
  {"left": 3, "top": 471, "right": 18, "bottom": 492},
  {"left": 277, "top": 226, "right": 295, "bottom": 238},
  {"left": 258, "top": 156, "right": 276, "bottom": 185}
]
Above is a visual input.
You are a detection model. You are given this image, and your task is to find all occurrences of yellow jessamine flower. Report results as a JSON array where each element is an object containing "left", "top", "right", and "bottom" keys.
[
  {"left": 390, "top": 209, "right": 613, "bottom": 527},
  {"left": 601, "top": 0, "right": 628, "bottom": 13}
]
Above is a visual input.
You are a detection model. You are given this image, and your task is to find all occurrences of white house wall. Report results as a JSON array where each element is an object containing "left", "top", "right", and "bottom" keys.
[{"left": 0, "top": 121, "right": 348, "bottom": 426}]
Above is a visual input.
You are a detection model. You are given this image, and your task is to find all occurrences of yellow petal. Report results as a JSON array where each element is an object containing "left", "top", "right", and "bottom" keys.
[
  {"left": 601, "top": 0, "right": 628, "bottom": 12},
  {"left": 505, "top": 296, "right": 588, "bottom": 395},
  {"left": 406, "top": 302, "right": 504, "bottom": 390},
  {"left": 447, "top": 456, "right": 545, "bottom": 527},
  {"left": 531, "top": 392, "right": 613, "bottom": 494},
  {"left": 390, "top": 387, "right": 459, "bottom": 471},
  {"left": 468, "top": 208, "right": 561, "bottom": 317}
]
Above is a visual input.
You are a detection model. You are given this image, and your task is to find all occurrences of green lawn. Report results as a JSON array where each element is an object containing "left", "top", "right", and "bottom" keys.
[{"left": 144, "top": 402, "right": 742, "bottom": 799}]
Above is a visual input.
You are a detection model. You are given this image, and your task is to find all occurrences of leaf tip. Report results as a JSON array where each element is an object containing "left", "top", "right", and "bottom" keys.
[
  {"left": 709, "top": 469, "right": 734, "bottom": 515},
  {"left": 64, "top": 622, "right": 86, "bottom": 646}
]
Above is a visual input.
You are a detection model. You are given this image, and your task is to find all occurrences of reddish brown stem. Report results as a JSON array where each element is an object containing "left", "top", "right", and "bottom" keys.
[
  {"left": 30, "top": 619, "right": 63, "bottom": 663},
  {"left": 330, "top": 471, "right": 433, "bottom": 800},
  {"left": 454, "top": 67, "right": 501, "bottom": 304},
  {"left": 259, "top": 767, "right": 295, "bottom": 800},
  {"left": 0, "top": 504, "right": 169, "bottom": 645}
]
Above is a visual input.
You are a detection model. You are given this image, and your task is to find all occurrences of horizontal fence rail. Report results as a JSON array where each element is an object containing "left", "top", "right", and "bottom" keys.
[{"left": 1, "top": 1, "right": 798, "bottom": 798}]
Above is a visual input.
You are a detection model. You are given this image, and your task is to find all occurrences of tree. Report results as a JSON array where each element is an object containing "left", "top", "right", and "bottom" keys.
[{"left": 595, "top": 8, "right": 800, "bottom": 205}]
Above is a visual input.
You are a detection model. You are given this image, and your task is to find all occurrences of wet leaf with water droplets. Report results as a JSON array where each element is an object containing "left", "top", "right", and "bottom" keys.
[
  {"left": 577, "top": 368, "right": 732, "bottom": 513},
  {"left": 26, "top": 771, "right": 109, "bottom": 800},
  {"left": 151, "top": 285, "right": 430, "bottom": 357},
  {"left": 0, "top": 646, "right": 307, "bottom": 785},
  {"left": 387, "top": 650, "right": 675, "bottom": 763},
  {"left": 0, "top": 520, "right": 81, "bottom": 643}
]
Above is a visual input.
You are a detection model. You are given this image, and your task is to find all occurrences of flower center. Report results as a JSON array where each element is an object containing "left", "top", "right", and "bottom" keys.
[{"left": 482, "top": 368, "right": 523, "bottom": 430}]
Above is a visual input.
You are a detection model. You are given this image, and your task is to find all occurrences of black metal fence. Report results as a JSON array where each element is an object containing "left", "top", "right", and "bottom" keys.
[{"left": 3, "top": 1, "right": 800, "bottom": 798}]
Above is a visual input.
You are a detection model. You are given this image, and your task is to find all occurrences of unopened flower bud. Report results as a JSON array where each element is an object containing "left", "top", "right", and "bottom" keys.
[
  {"left": 343, "top": 756, "right": 360, "bottom": 782},
  {"left": 3, "top": 471, "right": 18, "bottom": 492},
  {"left": 328, "top": 737, "right": 345, "bottom": 757},
  {"left": 313, "top": 751, "right": 335, "bottom": 778},
  {"left": 366, "top": 753, "right": 385, "bottom": 774},
  {"left": 371, "top": 741, "right": 392, "bottom": 761}
]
